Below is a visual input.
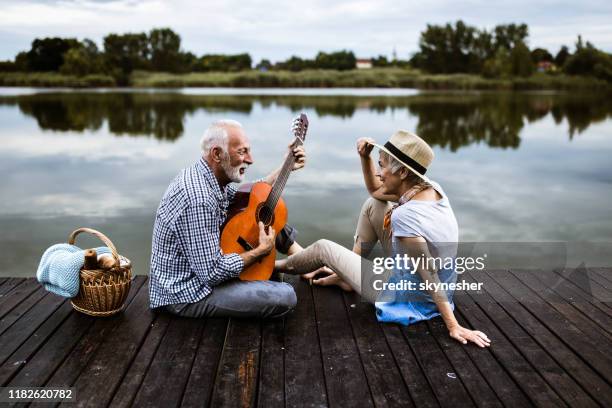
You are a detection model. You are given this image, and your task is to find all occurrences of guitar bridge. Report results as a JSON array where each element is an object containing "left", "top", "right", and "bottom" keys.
[{"left": 237, "top": 236, "right": 254, "bottom": 251}]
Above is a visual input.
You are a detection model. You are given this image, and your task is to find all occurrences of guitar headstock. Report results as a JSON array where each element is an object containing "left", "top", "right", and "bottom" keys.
[{"left": 291, "top": 113, "right": 309, "bottom": 144}]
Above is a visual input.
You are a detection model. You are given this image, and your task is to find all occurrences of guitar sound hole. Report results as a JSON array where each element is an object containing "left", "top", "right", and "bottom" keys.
[{"left": 257, "top": 204, "right": 274, "bottom": 226}]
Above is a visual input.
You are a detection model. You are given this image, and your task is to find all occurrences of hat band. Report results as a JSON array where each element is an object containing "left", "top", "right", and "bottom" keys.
[{"left": 384, "top": 142, "right": 427, "bottom": 175}]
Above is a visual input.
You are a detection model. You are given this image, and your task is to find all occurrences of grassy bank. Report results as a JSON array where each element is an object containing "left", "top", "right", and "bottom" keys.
[
  {"left": 1, "top": 68, "right": 610, "bottom": 91},
  {"left": 0, "top": 72, "right": 115, "bottom": 87},
  {"left": 132, "top": 69, "right": 611, "bottom": 91}
]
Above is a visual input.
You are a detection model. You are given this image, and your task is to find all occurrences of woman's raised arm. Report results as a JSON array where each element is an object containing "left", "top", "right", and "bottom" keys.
[{"left": 357, "top": 137, "right": 398, "bottom": 202}]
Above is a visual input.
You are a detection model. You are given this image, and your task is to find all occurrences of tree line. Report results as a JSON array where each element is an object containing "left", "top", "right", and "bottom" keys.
[
  {"left": 0, "top": 23, "right": 611, "bottom": 84},
  {"left": 410, "top": 21, "right": 612, "bottom": 82}
]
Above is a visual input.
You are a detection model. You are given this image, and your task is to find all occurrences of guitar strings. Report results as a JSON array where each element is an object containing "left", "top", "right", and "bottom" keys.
[{"left": 260, "top": 118, "right": 307, "bottom": 225}]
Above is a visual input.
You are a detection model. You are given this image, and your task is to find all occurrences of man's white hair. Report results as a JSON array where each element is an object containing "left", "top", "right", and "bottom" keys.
[{"left": 200, "top": 119, "right": 243, "bottom": 155}]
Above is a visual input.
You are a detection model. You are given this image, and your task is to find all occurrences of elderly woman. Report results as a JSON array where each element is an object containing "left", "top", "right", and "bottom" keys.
[{"left": 275, "top": 130, "right": 490, "bottom": 347}]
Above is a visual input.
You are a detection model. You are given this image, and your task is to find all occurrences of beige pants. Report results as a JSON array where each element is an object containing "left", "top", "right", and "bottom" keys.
[{"left": 283, "top": 197, "right": 392, "bottom": 303}]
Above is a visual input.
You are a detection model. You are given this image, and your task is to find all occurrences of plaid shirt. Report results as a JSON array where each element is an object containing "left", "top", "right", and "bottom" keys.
[{"left": 149, "top": 158, "right": 244, "bottom": 309}]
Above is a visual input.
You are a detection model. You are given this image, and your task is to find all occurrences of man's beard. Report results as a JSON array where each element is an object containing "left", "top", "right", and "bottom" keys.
[{"left": 221, "top": 153, "right": 249, "bottom": 183}]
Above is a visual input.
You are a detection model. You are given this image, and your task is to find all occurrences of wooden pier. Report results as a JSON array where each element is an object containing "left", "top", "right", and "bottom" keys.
[{"left": 0, "top": 268, "right": 611, "bottom": 407}]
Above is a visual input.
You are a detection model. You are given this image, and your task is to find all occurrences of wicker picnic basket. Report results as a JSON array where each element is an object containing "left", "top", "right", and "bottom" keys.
[{"left": 68, "top": 228, "right": 132, "bottom": 317}]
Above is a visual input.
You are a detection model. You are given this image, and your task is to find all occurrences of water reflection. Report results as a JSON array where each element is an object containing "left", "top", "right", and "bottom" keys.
[
  {"left": 2, "top": 92, "right": 611, "bottom": 149},
  {"left": 1, "top": 89, "right": 611, "bottom": 278}
]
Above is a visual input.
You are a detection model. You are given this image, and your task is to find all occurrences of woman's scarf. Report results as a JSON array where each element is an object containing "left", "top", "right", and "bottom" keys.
[{"left": 383, "top": 182, "right": 431, "bottom": 239}]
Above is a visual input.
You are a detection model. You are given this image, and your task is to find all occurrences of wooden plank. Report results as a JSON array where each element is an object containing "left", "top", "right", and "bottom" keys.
[
  {"left": 180, "top": 317, "right": 228, "bottom": 408},
  {"left": 311, "top": 285, "right": 374, "bottom": 408},
  {"left": 590, "top": 267, "right": 612, "bottom": 285},
  {"left": 6, "top": 308, "right": 95, "bottom": 389},
  {"left": 209, "top": 319, "right": 261, "bottom": 408},
  {"left": 474, "top": 271, "right": 605, "bottom": 407},
  {"left": 0, "top": 279, "right": 40, "bottom": 321},
  {"left": 342, "top": 292, "right": 413, "bottom": 407},
  {"left": 381, "top": 325, "right": 439, "bottom": 408},
  {"left": 486, "top": 270, "right": 612, "bottom": 385},
  {"left": 527, "top": 266, "right": 612, "bottom": 327},
  {"left": 586, "top": 267, "right": 612, "bottom": 292},
  {"left": 0, "top": 291, "right": 65, "bottom": 366},
  {"left": 131, "top": 316, "right": 204, "bottom": 407},
  {"left": 44, "top": 277, "right": 146, "bottom": 389},
  {"left": 0, "top": 279, "right": 25, "bottom": 296},
  {"left": 0, "top": 301, "right": 73, "bottom": 386},
  {"left": 453, "top": 309, "right": 531, "bottom": 407},
  {"left": 401, "top": 321, "right": 474, "bottom": 407},
  {"left": 426, "top": 317, "right": 502, "bottom": 407},
  {"left": 58, "top": 278, "right": 155, "bottom": 408},
  {"left": 283, "top": 276, "right": 327, "bottom": 408},
  {"left": 455, "top": 274, "right": 568, "bottom": 407},
  {"left": 510, "top": 269, "right": 612, "bottom": 345},
  {"left": 553, "top": 268, "right": 612, "bottom": 306},
  {"left": 257, "top": 317, "right": 285, "bottom": 408},
  {"left": 110, "top": 313, "right": 171, "bottom": 408}
]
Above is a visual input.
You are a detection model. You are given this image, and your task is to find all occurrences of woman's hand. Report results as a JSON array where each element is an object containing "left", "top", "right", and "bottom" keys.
[
  {"left": 356, "top": 137, "right": 375, "bottom": 158},
  {"left": 448, "top": 325, "right": 491, "bottom": 347}
]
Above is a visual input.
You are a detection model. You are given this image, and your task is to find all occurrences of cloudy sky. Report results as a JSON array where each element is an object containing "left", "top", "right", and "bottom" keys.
[{"left": 1, "top": 0, "right": 611, "bottom": 62}]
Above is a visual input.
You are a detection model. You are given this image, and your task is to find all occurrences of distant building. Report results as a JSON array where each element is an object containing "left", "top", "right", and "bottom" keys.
[
  {"left": 356, "top": 58, "right": 373, "bottom": 69},
  {"left": 537, "top": 61, "right": 556, "bottom": 73}
]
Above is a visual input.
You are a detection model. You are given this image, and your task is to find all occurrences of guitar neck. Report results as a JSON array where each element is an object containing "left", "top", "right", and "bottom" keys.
[{"left": 264, "top": 138, "right": 302, "bottom": 210}]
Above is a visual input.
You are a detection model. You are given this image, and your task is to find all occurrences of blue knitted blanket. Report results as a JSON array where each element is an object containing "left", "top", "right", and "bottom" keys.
[{"left": 36, "top": 244, "right": 112, "bottom": 298}]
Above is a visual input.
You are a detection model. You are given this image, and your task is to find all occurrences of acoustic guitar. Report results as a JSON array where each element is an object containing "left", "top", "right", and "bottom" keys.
[{"left": 220, "top": 114, "right": 309, "bottom": 280}]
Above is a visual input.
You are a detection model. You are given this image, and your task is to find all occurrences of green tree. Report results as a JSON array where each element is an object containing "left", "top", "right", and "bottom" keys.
[
  {"left": 149, "top": 28, "right": 181, "bottom": 72},
  {"left": 493, "top": 24, "right": 529, "bottom": 50},
  {"left": 26, "top": 37, "right": 79, "bottom": 71},
  {"left": 554, "top": 46, "right": 570, "bottom": 67},
  {"left": 275, "top": 56, "right": 313, "bottom": 71},
  {"left": 60, "top": 39, "right": 104, "bottom": 76},
  {"left": 482, "top": 47, "right": 511, "bottom": 78},
  {"left": 416, "top": 21, "right": 477, "bottom": 73},
  {"left": 372, "top": 55, "right": 389, "bottom": 67},
  {"left": 197, "top": 53, "right": 252, "bottom": 72},
  {"left": 314, "top": 50, "right": 356, "bottom": 70},
  {"left": 510, "top": 41, "right": 534, "bottom": 77},
  {"left": 413, "top": 21, "right": 496, "bottom": 74},
  {"left": 178, "top": 52, "right": 198, "bottom": 73},
  {"left": 563, "top": 39, "right": 612, "bottom": 82},
  {"left": 255, "top": 59, "right": 272, "bottom": 71},
  {"left": 14, "top": 52, "right": 29, "bottom": 71},
  {"left": 530, "top": 48, "right": 553, "bottom": 63},
  {"left": 0, "top": 60, "right": 17, "bottom": 72},
  {"left": 103, "top": 32, "right": 149, "bottom": 84}
]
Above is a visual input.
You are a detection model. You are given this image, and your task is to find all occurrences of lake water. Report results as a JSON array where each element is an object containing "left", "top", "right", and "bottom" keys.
[{"left": 1, "top": 88, "right": 611, "bottom": 277}]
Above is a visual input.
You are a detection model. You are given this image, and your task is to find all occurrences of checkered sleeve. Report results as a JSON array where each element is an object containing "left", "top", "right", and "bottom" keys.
[
  {"left": 175, "top": 203, "right": 244, "bottom": 287},
  {"left": 226, "top": 184, "right": 238, "bottom": 203}
]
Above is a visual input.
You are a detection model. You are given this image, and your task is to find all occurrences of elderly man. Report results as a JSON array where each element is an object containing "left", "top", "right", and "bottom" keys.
[{"left": 149, "top": 119, "right": 306, "bottom": 318}]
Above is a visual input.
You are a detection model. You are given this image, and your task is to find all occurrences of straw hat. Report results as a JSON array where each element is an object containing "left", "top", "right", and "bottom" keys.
[{"left": 371, "top": 130, "right": 434, "bottom": 182}]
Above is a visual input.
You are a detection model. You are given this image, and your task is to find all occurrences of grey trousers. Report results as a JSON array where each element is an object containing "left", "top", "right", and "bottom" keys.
[{"left": 164, "top": 279, "right": 297, "bottom": 319}]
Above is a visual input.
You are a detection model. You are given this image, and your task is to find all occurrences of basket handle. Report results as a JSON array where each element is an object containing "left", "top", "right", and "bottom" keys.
[{"left": 68, "top": 228, "right": 121, "bottom": 268}]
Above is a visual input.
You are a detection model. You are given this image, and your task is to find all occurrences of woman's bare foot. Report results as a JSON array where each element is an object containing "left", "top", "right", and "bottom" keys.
[
  {"left": 313, "top": 272, "right": 354, "bottom": 292},
  {"left": 301, "top": 266, "right": 333, "bottom": 280},
  {"left": 301, "top": 266, "right": 353, "bottom": 292}
]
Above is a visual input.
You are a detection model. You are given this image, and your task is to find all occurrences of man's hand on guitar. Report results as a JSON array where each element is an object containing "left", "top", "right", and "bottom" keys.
[
  {"left": 289, "top": 144, "right": 306, "bottom": 171},
  {"left": 239, "top": 222, "right": 276, "bottom": 269},
  {"left": 256, "top": 221, "right": 275, "bottom": 256}
]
